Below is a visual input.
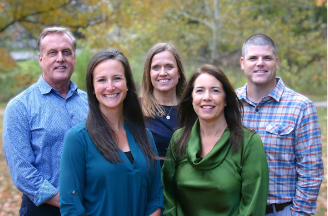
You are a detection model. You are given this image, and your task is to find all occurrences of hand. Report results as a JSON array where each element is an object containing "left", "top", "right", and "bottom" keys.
[
  {"left": 45, "top": 192, "right": 60, "bottom": 207},
  {"left": 149, "top": 208, "right": 161, "bottom": 216}
]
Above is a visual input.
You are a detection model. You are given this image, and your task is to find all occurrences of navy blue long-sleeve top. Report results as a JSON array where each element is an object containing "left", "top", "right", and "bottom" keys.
[{"left": 145, "top": 105, "right": 178, "bottom": 166}]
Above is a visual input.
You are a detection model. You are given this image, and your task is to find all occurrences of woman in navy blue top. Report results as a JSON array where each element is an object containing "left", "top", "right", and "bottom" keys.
[
  {"left": 60, "top": 50, "right": 163, "bottom": 216},
  {"left": 141, "top": 43, "right": 187, "bottom": 166}
]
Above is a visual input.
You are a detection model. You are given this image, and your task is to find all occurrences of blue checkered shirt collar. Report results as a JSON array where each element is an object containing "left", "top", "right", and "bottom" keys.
[
  {"left": 37, "top": 75, "right": 78, "bottom": 96},
  {"left": 239, "top": 77, "right": 284, "bottom": 104}
]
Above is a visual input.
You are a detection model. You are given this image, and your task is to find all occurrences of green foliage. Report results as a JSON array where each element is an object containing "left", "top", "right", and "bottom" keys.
[
  {"left": 0, "top": 49, "right": 96, "bottom": 103},
  {"left": 0, "top": 73, "right": 16, "bottom": 102},
  {"left": 279, "top": 59, "right": 327, "bottom": 95},
  {"left": 0, "top": 0, "right": 326, "bottom": 100},
  {"left": 13, "top": 59, "right": 41, "bottom": 88},
  {"left": 0, "top": 59, "right": 41, "bottom": 102},
  {"left": 128, "top": 54, "right": 146, "bottom": 94},
  {"left": 71, "top": 49, "right": 95, "bottom": 91},
  {"left": 0, "top": 47, "right": 17, "bottom": 73}
]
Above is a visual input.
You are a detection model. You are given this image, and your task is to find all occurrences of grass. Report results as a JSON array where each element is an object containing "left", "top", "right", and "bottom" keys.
[
  {"left": 0, "top": 103, "right": 7, "bottom": 109},
  {"left": 315, "top": 107, "right": 327, "bottom": 216}
]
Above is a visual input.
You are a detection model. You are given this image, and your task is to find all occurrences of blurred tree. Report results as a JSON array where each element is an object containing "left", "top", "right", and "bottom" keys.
[
  {"left": 0, "top": 0, "right": 326, "bottom": 99},
  {"left": 78, "top": 0, "right": 172, "bottom": 56},
  {"left": 0, "top": 0, "right": 103, "bottom": 83},
  {"left": 237, "top": 0, "right": 327, "bottom": 88},
  {"left": 0, "top": 0, "right": 103, "bottom": 34},
  {"left": 0, "top": 47, "right": 16, "bottom": 73},
  {"left": 132, "top": 0, "right": 326, "bottom": 91}
]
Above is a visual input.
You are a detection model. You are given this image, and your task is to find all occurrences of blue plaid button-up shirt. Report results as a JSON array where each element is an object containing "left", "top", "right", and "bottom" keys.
[
  {"left": 236, "top": 78, "right": 324, "bottom": 216},
  {"left": 3, "top": 76, "right": 88, "bottom": 206}
]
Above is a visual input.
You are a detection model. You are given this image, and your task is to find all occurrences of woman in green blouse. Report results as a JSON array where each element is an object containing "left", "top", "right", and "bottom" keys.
[{"left": 162, "top": 64, "right": 269, "bottom": 216}]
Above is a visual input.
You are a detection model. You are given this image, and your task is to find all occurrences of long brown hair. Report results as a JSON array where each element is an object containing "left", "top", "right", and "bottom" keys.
[
  {"left": 86, "top": 49, "right": 158, "bottom": 165},
  {"left": 175, "top": 64, "right": 244, "bottom": 159},
  {"left": 141, "top": 43, "right": 187, "bottom": 118}
]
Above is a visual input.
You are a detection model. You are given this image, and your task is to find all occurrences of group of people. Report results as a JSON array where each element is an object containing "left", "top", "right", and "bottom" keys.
[{"left": 2, "top": 26, "right": 323, "bottom": 216}]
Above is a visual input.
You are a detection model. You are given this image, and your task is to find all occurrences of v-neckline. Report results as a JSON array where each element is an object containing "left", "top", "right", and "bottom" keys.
[{"left": 118, "top": 124, "right": 138, "bottom": 171}]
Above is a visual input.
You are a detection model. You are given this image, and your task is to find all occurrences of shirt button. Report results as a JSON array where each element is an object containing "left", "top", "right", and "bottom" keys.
[
  {"left": 255, "top": 108, "right": 259, "bottom": 112},
  {"left": 71, "top": 115, "right": 74, "bottom": 118},
  {"left": 72, "top": 191, "right": 77, "bottom": 195},
  {"left": 278, "top": 130, "right": 281, "bottom": 134}
]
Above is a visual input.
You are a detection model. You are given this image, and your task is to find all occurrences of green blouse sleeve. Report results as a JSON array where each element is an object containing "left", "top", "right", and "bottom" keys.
[
  {"left": 236, "top": 131, "right": 269, "bottom": 216},
  {"left": 162, "top": 131, "right": 181, "bottom": 216}
]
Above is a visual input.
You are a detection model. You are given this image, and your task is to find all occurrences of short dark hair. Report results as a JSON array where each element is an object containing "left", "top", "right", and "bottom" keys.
[
  {"left": 86, "top": 49, "right": 158, "bottom": 165},
  {"left": 242, "top": 34, "right": 277, "bottom": 57},
  {"left": 174, "top": 64, "right": 244, "bottom": 158},
  {"left": 37, "top": 26, "right": 77, "bottom": 55}
]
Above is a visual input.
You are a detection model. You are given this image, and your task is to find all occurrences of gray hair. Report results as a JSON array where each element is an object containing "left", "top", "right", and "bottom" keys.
[
  {"left": 37, "top": 26, "right": 77, "bottom": 54},
  {"left": 242, "top": 34, "right": 277, "bottom": 57}
]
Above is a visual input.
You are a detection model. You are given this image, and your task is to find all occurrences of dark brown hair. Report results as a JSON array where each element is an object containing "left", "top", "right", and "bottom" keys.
[
  {"left": 175, "top": 64, "right": 244, "bottom": 159},
  {"left": 86, "top": 49, "right": 158, "bottom": 165}
]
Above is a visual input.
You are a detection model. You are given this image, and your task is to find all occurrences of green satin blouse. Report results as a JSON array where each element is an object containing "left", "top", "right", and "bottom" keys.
[{"left": 162, "top": 120, "right": 269, "bottom": 216}]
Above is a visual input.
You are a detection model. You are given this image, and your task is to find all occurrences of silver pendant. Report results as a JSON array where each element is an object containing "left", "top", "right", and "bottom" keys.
[{"left": 166, "top": 115, "right": 170, "bottom": 120}]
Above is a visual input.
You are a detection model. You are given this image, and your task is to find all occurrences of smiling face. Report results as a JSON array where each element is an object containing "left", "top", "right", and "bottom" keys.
[
  {"left": 93, "top": 59, "right": 127, "bottom": 114},
  {"left": 240, "top": 45, "right": 279, "bottom": 89},
  {"left": 38, "top": 33, "right": 76, "bottom": 87},
  {"left": 150, "top": 51, "right": 180, "bottom": 98},
  {"left": 192, "top": 73, "right": 226, "bottom": 123}
]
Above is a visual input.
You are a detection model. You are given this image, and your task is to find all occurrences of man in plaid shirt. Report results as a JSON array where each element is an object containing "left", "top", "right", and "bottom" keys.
[{"left": 236, "top": 34, "right": 324, "bottom": 216}]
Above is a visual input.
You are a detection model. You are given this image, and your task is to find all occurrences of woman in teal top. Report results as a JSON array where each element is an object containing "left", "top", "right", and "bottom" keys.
[
  {"left": 60, "top": 50, "right": 163, "bottom": 216},
  {"left": 162, "top": 64, "right": 268, "bottom": 216}
]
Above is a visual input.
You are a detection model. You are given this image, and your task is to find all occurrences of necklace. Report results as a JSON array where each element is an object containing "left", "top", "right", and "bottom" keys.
[{"left": 166, "top": 106, "right": 174, "bottom": 120}]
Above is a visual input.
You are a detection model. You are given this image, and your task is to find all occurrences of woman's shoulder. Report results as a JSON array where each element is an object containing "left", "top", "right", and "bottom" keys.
[
  {"left": 241, "top": 127, "right": 262, "bottom": 144},
  {"left": 171, "top": 127, "right": 184, "bottom": 140},
  {"left": 67, "top": 120, "right": 87, "bottom": 135},
  {"left": 240, "top": 127, "right": 263, "bottom": 152},
  {"left": 65, "top": 120, "right": 91, "bottom": 145},
  {"left": 242, "top": 126, "right": 257, "bottom": 136}
]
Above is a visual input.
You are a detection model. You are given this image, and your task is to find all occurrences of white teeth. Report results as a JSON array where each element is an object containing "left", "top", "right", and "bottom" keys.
[
  {"left": 255, "top": 70, "right": 266, "bottom": 73},
  {"left": 57, "top": 66, "right": 66, "bottom": 69},
  {"left": 201, "top": 106, "right": 214, "bottom": 109},
  {"left": 159, "top": 80, "right": 169, "bottom": 83},
  {"left": 104, "top": 94, "right": 118, "bottom": 98}
]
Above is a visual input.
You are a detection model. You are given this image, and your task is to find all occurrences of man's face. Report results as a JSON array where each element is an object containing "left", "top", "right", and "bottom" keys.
[
  {"left": 38, "top": 33, "right": 76, "bottom": 87},
  {"left": 240, "top": 45, "right": 279, "bottom": 88}
]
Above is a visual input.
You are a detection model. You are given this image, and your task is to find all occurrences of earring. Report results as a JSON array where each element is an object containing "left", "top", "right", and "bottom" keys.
[{"left": 127, "top": 88, "right": 129, "bottom": 91}]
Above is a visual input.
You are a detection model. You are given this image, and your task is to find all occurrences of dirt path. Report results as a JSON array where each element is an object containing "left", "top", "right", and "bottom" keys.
[{"left": 313, "top": 101, "right": 327, "bottom": 107}]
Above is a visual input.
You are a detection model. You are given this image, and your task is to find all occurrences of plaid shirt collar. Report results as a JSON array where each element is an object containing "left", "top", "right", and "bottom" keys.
[{"left": 239, "top": 77, "right": 285, "bottom": 104}]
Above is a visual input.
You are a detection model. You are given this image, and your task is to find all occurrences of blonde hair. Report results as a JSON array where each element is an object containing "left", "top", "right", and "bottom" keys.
[{"left": 141, "top": 43, "right": 187, "bottom": 118}]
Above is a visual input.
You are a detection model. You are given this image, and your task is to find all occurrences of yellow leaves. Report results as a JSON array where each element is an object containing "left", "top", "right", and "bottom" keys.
[
  {"left": 0, "top": 48, "right": 16, "bottom": 73},
  {"left": 317, "top": 0, "right": 327, "bottom": 7},
  {"left": 0, "top": 0, "right": 99, "bottom": 33}
]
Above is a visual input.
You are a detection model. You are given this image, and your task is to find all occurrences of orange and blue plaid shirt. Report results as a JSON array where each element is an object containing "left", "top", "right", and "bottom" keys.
[{"left": 236, "top": 78, "right": 324, "bottom": 216}]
